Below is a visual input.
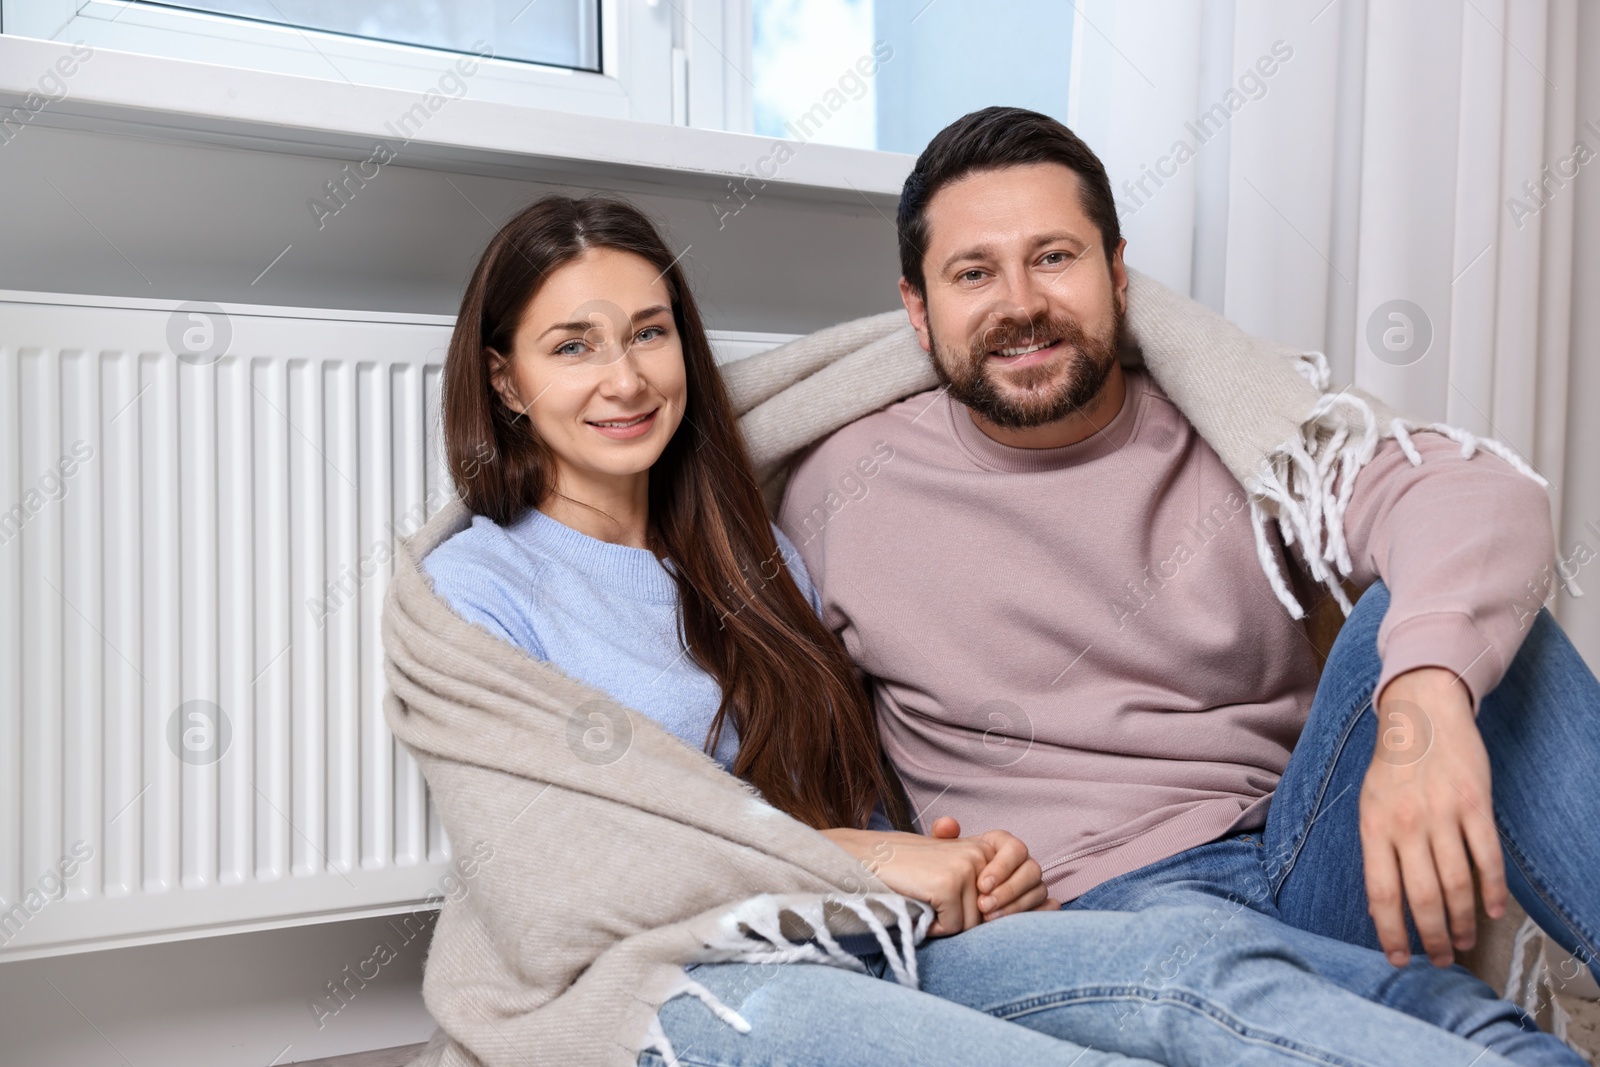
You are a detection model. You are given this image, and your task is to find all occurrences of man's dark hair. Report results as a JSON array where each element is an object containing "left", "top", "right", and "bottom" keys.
[{"left": 897, "top": 106, "right": 1122, "bottom": 295}]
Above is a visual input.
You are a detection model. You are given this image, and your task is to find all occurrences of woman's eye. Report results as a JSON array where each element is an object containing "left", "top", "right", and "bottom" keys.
[
  {"left": 554, "top": 339, "right": 587, "bottom": 357},
  {"left": 634, "top": 325, "right": 666, "bottom": 344}
]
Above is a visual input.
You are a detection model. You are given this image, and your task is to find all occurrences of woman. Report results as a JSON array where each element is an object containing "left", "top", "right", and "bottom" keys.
[{"left": 418, "top": 194, "right": 1576, "bottom": 1067}]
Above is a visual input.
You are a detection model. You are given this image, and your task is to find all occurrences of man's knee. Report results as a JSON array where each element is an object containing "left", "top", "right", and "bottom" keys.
[
  {"left": 1346, "top": 579, "right": 1391, "bottom": 634},
  {"left": 1321, "top": 579, "right": 1389, "bottom": 677}
]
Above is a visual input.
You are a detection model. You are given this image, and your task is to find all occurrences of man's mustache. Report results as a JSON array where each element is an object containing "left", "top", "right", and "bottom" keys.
[{"left": 968, "top": 313, "right": 1092, "bottom": 362}]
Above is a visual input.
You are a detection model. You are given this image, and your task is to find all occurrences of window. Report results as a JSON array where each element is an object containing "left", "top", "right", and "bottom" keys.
[
  {"left": 150, "top": 0, "right": 601, "bottom": 71},
  {"left": 2, "top": 0, "right": 1072, "bottom": 154},
  {"left": 0, "top": 0, "right": 689, "bottom": 124},
  {"left": 751, "top": 0, "right": 1075, "bottom": 153}
]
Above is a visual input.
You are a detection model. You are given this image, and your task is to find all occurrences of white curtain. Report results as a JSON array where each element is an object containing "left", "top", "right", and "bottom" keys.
[{"left": 1070, "top": 0, "right": 1600, "bottom": 673}]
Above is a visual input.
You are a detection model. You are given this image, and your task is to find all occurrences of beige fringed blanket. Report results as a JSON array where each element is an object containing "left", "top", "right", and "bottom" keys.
[
  {"left": 386, "top": 267, "right": 1548, "bottom": 1067},
  {"left": 384, "top": 501, "right": 933, "bottom": 1067}
]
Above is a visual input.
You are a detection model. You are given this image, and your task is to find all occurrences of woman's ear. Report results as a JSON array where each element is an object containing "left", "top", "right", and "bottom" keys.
[{"left": 486, "top": 347, "right": 525, "bottom": 418}]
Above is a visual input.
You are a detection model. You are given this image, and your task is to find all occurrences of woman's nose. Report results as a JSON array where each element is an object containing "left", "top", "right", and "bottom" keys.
[{"left": 596, "top": 343, "right": 645, "bottom": 396}]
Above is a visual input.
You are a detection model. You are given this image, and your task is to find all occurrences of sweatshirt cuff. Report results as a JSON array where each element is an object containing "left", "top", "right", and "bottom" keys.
[{"left": 1374, "top": 610, "right": 1504, "bottom": 715}]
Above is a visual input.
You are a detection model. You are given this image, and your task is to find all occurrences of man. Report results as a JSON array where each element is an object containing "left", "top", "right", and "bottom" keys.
[{"left": 780, "top": 107, "right": 1600, "bottom": 991}]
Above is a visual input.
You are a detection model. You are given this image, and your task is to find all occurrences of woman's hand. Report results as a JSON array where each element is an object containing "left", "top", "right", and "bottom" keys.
[
  {"left": 821, "top": 818, "right": 1054, "bottom": 937},
  {"left": 929, "top": 816, "right": 1057, "bottom": 922}
]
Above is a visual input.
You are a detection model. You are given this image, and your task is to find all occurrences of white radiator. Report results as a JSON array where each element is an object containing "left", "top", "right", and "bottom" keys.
[{"left": 0, "top": 290, "right": 790, "bottom": 961}]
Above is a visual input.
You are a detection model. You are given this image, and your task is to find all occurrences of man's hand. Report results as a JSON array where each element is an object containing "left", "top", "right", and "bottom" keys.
[
  {"left": 821, "top": 818, "right": 1052, "bottom": 937},
  {"left": 1360, "top": 666, "right": 1508, "bottom": 967}
]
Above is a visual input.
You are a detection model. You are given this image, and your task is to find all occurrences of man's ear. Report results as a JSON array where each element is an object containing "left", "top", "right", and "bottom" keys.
[
  {"left": 486, "top": 347, "right": 525, "bottom": 418},
  {"left": 1110, "top": 238, "right": 1129, "bottom": 316},
  {"left": 897, "top": 277, "right": 933, "bottom": 353}
]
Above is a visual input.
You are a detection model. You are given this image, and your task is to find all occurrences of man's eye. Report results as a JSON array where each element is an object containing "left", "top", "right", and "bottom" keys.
[
  {"left": 959, "top": 269, "right": 985, "bottom": 283},
  {"left": 1042, "top": 251, "right": 1072, "bottom": 265}
]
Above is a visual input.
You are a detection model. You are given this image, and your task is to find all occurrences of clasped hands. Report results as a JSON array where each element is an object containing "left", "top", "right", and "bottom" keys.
[{"left": 822, "top": 816, "right": 1058, "bottom": 937}]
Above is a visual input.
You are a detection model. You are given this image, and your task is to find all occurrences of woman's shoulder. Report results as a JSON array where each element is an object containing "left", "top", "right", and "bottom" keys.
[
  {"left": 421, "top": 512, "right": 551, "bottom": 654},
  {"left": 425, "top": 512, "right": 550, "bottom": 578}
]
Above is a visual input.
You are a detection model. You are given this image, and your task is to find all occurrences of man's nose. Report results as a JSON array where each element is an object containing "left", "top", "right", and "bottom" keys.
[{"left": 996, "top": 267, "right": 1051, "bottom": 323}]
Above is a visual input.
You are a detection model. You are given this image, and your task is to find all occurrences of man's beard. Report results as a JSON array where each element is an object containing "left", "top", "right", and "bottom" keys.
[{"left": 930, "top": 304, "right": 1126, "bottom": 431}]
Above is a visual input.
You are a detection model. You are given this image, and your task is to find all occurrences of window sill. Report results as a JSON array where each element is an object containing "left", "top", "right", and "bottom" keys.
[{"left": 0, "top": 34, "right": 913, "bottom": 204}]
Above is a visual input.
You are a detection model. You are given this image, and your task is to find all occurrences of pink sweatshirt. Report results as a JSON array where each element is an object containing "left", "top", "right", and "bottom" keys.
[{"left": 779, "top": 368, "right": 1554, "bottom": 900}]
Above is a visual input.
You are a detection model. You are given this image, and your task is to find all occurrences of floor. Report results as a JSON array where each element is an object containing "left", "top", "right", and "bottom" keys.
[
  {"left": 0, "top": 914, "right": 438, "bottom": 1066},
  {"left": 292, "top": 1044, "right": 429, "bottom": 1066}
]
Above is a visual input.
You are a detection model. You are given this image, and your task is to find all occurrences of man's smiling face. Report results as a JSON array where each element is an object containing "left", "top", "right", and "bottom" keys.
[{"left": 900, "top": 162, "right": 1129, "bottom": 432}]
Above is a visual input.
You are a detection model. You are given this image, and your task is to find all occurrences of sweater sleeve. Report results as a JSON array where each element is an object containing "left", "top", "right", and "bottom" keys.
[
  {"left": 1328, "top": 431, "right": 1554, "bottom": 712},
  {"left": 420, "top": 537, "right": 550, "bottom": 662}
]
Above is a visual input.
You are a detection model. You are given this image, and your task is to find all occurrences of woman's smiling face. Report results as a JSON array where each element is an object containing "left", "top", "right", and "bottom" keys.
[{"left": 490, "top": 246, "right": 688, "bottom": 492}]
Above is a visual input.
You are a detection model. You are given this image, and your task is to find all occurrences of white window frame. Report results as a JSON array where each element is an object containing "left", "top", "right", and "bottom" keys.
[{"left": 1, "top": 0, "right": 752, "bottom": 131}]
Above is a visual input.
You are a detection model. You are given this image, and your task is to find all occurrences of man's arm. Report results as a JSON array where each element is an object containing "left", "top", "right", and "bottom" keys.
[
  {"left": 1339, "top": 431, "right": 1555, "bottom": 714},
  {"left": 1325, "top": 430, "right": 1555, "bottom": 966}
]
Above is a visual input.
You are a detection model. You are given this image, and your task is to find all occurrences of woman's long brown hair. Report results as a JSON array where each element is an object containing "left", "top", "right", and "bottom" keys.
[{"left": 442, "top": 195, "right": 908, "bottom": 832}]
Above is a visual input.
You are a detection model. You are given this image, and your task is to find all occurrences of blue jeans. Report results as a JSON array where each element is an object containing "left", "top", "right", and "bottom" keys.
[
  {"left": 1065, "top": 580, "right": 1600, "bottom": 1061},
  {"left": 643, "top": 905, "right": 1554, "bottom": 1066}
]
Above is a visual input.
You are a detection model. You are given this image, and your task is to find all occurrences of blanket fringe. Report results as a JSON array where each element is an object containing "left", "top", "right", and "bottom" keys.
[
  {"left": 704, "top": 893, "right": 928, "bottom": 988},
  {"left": 649, "top": 892, "right": 930, "bottom": 1049},
  {"left": 835, "top": 892, "right": 927, "bottom": 988},
  {"left": 642, "top": 971, "right": 754, "bottom": 1067},
  {"left": 641, "top": 1017, "right": 681, "bottom": 1067},
  {"left": 1247, "top": 351, "right": 1566, "bottom": 620}
]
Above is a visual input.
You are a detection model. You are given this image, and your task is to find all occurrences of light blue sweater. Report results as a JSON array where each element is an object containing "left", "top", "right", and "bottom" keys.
[{"left": 421, "top": 506, "right": 820, "bottom": 770}]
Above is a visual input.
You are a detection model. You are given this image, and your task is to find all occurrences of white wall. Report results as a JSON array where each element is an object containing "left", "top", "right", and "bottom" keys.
[{"left": 0, "top": 124, "right": 907, "bottom": 332}]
